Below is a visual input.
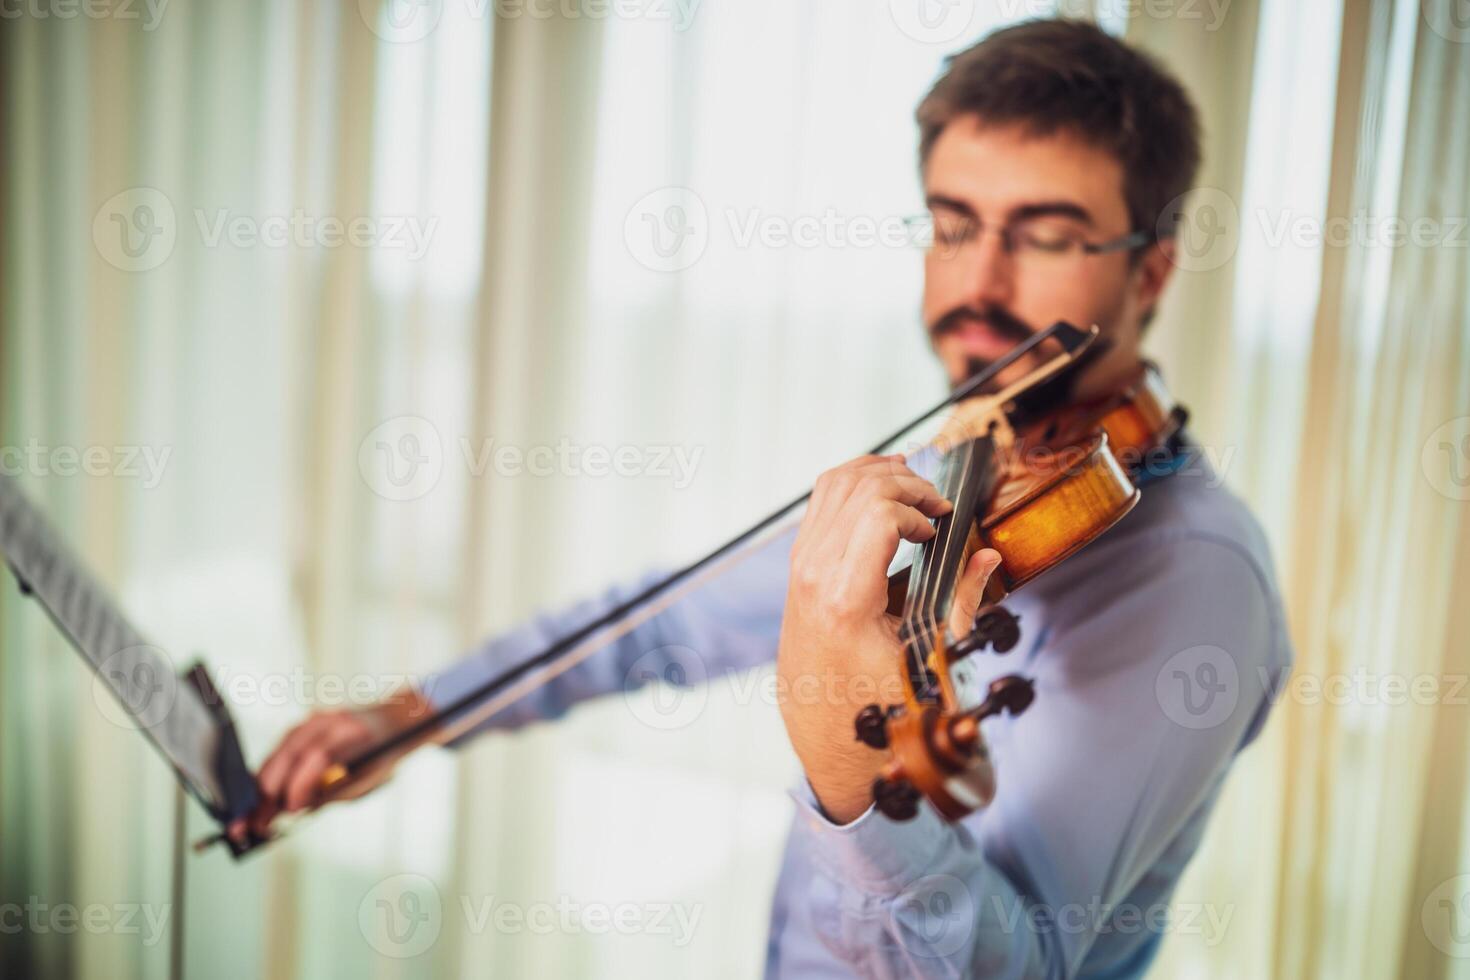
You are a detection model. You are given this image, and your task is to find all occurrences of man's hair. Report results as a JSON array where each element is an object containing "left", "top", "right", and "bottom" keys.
[{"left": 916, "top": 19, "right": 1202, "bottom": 241}]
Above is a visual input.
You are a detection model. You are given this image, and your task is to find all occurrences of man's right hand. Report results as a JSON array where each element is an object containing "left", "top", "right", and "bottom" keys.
[{"left": 226, "top": 688, "right": 434, "bottom": 846}]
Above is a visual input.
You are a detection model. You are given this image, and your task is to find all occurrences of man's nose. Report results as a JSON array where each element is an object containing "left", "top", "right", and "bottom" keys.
[{"left": 956, "top": 229, "right": 1016, "bottom": 308}]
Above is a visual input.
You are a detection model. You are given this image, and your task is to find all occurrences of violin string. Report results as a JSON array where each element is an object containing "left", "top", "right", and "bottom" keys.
[
  {"left": 926, "top": 437, "right": 974, "bottom": 653},
  {"left": 899, "top": 444, "right": 947, "bottom": 674},
  {"left": 897, "top": 513, "right": 924, "bottom": 683},
  {"left": 936, "top": 441, "right": 970, "bottom": 639},
  {"left": 930, "top": 441, "right": 967, "bottom": 684},
  {"left": 913, "top": 454, "right": 946, "bottom": 663},
  {"left": 906, "top": 434, "right": 974, "bottom": 698},
  {"left": 900, "top": 456, "right": 938, "bottom": 687}
]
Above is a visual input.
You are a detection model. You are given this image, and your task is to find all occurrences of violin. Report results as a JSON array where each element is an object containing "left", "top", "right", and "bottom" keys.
[
  {"left": 858, "top": 325, "right": 1185, "bottom": 822},
  {"left": 201, "top": 320, "right": 1184, "bottom": 855}
]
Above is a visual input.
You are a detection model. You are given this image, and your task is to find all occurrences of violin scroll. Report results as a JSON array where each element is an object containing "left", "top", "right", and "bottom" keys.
[{"left": 865, "top": 673, "right": 1036, "bottom": 822}]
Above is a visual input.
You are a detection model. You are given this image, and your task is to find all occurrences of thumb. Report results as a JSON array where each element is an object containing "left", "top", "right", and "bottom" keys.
[{"left": 947, "top": 548, "right": 1002, "bottom": 641}]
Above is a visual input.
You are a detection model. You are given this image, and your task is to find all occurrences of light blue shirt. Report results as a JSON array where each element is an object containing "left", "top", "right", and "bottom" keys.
[{"left": 424, "top": 444, "right": 1293, "bottom": 978}]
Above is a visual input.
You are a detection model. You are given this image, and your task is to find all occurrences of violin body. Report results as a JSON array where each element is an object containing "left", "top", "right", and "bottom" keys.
[
  {"left": 867, "top": 349, "right": 1186, "bottom": 823},
  {"left": 885, "top": 362, "right": 1182, "bottom": 611},
  {"left": 982, "top": 364, "right": 1183, "bottom": 599}
]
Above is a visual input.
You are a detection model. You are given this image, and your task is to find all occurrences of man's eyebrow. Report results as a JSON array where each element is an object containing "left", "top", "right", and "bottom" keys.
[
  {"left": 1007, "top": 201, "right": 1095, "bottom": 226},
  {"left": 924, "top": 194, "right": 978, "bottom": 217},
  {"left": 923, "top": 195, "right": 1097, "bottom": 227}
]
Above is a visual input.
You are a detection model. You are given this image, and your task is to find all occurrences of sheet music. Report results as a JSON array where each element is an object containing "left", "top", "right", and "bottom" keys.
[{"left": 0, "top": 473, "right": 224, "bottom": 811}]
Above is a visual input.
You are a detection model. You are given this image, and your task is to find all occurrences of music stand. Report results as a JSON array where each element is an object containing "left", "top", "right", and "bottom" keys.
[{"left": 0, "top": 474, "right": 266, "bottom": 975}]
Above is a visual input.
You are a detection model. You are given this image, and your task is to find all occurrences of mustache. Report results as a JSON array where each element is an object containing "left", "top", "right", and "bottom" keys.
[
  {"left": 928, "top": 305, "right": 1036, "bottom": 345},
  {"left": 928, "top": 306, "right": 1040, "bottom": 389}
]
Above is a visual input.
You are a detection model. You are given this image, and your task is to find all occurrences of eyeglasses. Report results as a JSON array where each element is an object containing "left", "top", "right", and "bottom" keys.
[{"left": 903, "top": 211, "right": 1152, "bottom": 264}]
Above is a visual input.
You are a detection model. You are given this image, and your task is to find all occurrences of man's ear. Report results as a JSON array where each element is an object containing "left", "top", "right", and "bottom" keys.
[{"left": 1133, "top": 237, "right": 1178, "bottom": 323}]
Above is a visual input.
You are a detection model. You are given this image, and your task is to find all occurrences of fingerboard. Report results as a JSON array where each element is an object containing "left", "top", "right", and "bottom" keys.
[{"left": 897, "top": 435, "right": 1001, "bottom": 702}]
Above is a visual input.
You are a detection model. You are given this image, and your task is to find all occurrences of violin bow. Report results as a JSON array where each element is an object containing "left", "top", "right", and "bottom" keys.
[{"left": 200, "top": 320, "right": 1094, "bottom": 856}]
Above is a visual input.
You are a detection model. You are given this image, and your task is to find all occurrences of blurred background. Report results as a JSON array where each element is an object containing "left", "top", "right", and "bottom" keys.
[{"left": 2, "top": 0, "right": 1468, "bottom": 977}]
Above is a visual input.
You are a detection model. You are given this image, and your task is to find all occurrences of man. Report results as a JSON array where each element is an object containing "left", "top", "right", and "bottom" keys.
[{"left": 234, "top": 19, "right": 1292, "bottom": 978}]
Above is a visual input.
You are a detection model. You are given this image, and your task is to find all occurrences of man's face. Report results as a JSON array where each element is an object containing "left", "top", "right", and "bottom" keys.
[{"left": 921, "top": 115, "right": 1175, "bottom": 397}]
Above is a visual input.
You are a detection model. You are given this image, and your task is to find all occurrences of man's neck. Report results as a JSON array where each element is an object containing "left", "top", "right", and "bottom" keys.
[{"left": 1071, "top": 352, "right": 1146, "bottom": 404}]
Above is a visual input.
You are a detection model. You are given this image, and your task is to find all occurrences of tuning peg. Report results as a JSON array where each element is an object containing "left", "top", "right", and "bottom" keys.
[
  {"left": 854, "top": 703, "right": 893, "bottom": 749},
  {"left": 974, "top": 674, "right": 1035, "bottom": 721},
  {"left": 945, "top": 604, "right": 1022, "bottom": 663},
  {"left": 972, "top": 605, "right": 1021, "bottom": 653},
  {"left": 871, "top": 775, "right": 921, "bottom": 821}
]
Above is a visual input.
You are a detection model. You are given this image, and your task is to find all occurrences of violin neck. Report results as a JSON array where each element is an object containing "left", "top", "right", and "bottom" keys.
[{"left": 897, "top": 433, "right": 1003, "bottom": 702}]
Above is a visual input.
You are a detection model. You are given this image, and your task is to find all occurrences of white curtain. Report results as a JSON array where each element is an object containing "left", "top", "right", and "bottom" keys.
[
  {"left": 4, "top": 1, "right": 1469, "bottom": 978},
  {"left": 1136, "top": 0, "right": 1470, "bottom": 977}
]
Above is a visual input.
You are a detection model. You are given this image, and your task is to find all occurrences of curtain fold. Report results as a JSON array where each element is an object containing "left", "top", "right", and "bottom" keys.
[{"left": 1139, "top": 0, "right": 1470, "bottom": 976}]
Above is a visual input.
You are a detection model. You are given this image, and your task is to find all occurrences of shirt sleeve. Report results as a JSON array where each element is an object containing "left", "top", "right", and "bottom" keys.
[
  {"left": 785, "top": 531, "right": 1290, "bottom": 979},
  {"left": 419, "top": 526, "right": 796, "bottom": 745}
]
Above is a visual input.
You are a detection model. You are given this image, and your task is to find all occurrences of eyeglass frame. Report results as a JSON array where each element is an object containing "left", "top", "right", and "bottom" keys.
[{"left": 901, "top": 210, "right": 1155, "bottom": 260}]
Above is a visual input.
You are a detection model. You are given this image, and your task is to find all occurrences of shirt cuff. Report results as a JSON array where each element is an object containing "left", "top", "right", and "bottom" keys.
[
  {"left": 416, "top": 645, "right": 532, "bottom": 748},
  {"left": 788, "top": 779, "right": 954, "bottom": 895}
]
